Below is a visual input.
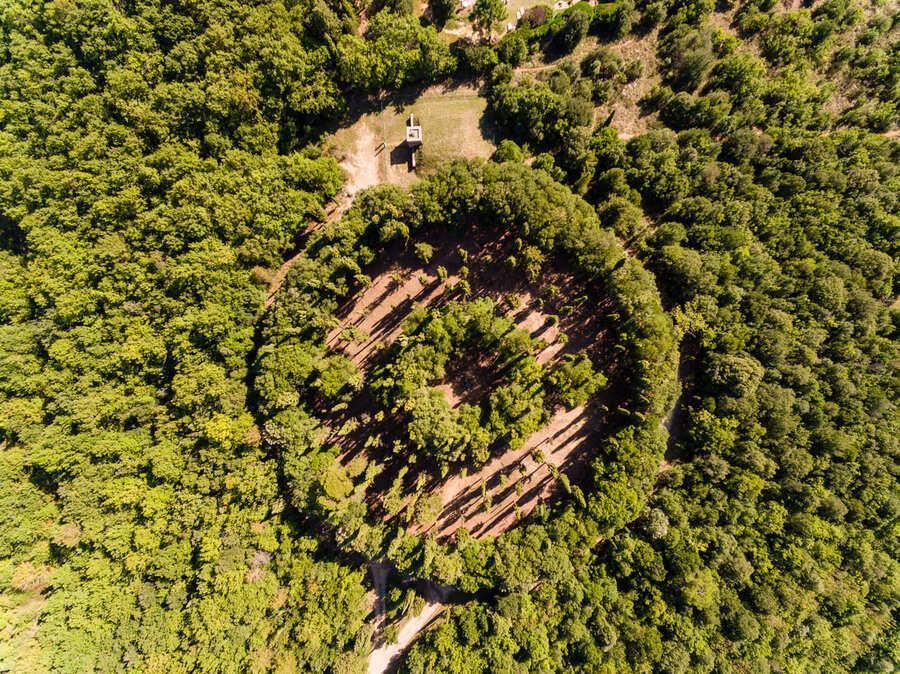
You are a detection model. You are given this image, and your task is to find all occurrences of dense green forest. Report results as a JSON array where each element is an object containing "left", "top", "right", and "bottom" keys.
[{"left": 1, "top": 0, "right": 897, "bottom": 672}]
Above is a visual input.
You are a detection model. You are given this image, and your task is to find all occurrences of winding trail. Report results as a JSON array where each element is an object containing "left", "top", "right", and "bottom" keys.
[
  {"left": 264, "top": 196, "right": 351, "bottom": 309},
  {"left": 367, "top": 568, "right": 455, "bottom": 674},
  {"left": 264, "top": 122, "right": 386, "bottom": 310}
]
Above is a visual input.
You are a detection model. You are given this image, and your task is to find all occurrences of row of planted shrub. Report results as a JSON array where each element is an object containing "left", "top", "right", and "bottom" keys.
[{"left": 255, "top": 159, "right": 679, "bottom": 592}]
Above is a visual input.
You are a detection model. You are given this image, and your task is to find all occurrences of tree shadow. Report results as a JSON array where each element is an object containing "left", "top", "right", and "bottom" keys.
[{"left": 315, "top": 223, "right": 637, "bottom": 541}]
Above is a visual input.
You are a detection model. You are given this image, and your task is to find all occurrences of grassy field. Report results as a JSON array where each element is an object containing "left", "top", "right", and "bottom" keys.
[
  {"left": 325, "top": 85, "right": 496, "bottom": 193},
  {"left": 505, "top": 0, "right": 550, "bottom": 24}
]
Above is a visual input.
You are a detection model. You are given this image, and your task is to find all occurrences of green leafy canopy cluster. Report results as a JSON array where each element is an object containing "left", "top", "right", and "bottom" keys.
[
  {"left": 0, "top": 0, "right": 457, "bottom": 669},
  {"left": 370, "top": 297, "right": 605, "bottom": 467},
  {"left": 1, "top": 0, "right": 896, "bottom": 670},
  {"left": 402, "top": 1, "right": 899, "bottom": 671}
]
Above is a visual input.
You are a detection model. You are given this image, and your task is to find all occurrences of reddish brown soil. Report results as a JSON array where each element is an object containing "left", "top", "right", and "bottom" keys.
[
  {"left": 326, "top": 264, "right": 460, "bottom": 370},
  {"left": 412, "top": 403, "right": 594, "bottom": 539},
  {"left": 322, "top": 228, "right": 627, "bottom": 540}
]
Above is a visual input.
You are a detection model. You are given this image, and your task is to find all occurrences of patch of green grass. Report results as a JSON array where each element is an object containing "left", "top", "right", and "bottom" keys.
[
  {"left": 387, "top": 91, "right": 494, "bottom": 171},
  {"left": 327, "top": 86, "right": 495, "bottom": 189},
  {"left": 505, "top": 0, "right": 550, "bottom": 24}
]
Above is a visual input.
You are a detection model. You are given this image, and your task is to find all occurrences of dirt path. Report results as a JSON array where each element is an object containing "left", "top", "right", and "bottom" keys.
[
  {"left": 662, "top": 365, "right": 684, "bottom": 436},
  {"left": 264, "top": 122, "right": 388, "bottom": 311},
  {"left": 343, "top": 123, "right": 382, "bottom": 196},
  {"left": 662, "top": 340, "right": 697, "bottom": 457},
  {"left": 263, "top": 198, "right": 351, "bottom": 309},
  {"left": 368, "top": 581, "right": 452, "bottom": 674},
  {"left": 264, "top": 125, "right": 388, "bottom": 311}
]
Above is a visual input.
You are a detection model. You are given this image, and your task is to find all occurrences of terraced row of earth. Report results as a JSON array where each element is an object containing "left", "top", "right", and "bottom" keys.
[{"left": 256, "top": 160, "right": 680, "bottom": 597}]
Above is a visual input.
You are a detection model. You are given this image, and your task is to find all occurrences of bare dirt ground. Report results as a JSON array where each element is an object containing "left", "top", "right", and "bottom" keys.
[
  {"left": 263, "top": 114, "right": 384, "bottom": 311},
  {"left": 515, "top": 36, "right": 604, "bottom": 79},
  {"left": 368, "top": 580, "right": 451, "bottom": 674},
  {"left": 323, "top": 228, "right": 625, "bottom": 541},
  {"left": 442, "top": 18, "right": 477, "bottom": 41},
  {"left": 342, "top": 123, "right": 382, "bottom": 196},
  {"left": 265, "top": 86, "right": 492, "bottom": 313},
  {"left": 326, "top": 263, "right": 460, "bottom": 370},
  {"left": 708, "top": 8, "right": 765, "bottom": 59},
  {"left": 414, "top": 403, "right": 594, "bottom": 539},
  {"left": 325, "top": 84, "right": 495, "bottom": 193}
]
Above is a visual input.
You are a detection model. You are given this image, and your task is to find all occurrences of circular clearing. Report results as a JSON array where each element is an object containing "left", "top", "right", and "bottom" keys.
[{"left": 255, "top": 160, "right": 679, "bottom": 591}]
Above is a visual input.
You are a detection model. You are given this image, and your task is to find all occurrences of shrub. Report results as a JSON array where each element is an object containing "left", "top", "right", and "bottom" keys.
[
  {"left": 498, "top": 32, "right": 529, "bottom": 66},
  {"left": 554, "top": 9, "right": 591, "bottom": 54},
  {"left": 593, "top": 0, "right": 635, "bottom": 38},
  {"left": 493, "top": 139, "right": 527, "bottom": 162},
  {"left": 458, "top": 43, "right": 500, "bottom": 75},
  {"left": 522, "top": 5, "right": 552, "bottom": 27}
]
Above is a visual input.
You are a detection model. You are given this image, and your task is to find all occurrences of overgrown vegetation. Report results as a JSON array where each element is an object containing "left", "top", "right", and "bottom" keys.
[
  {"left": 1, "top": 0, "right": 896, "bottom": 671},
  {"left": 0, "top": 0, "right": 449, "bottom": 669},
  {"left": 256, "top": 159, "right": 678, "bottom": 590},
  {"left": 402, "top": 1, "right": 900, "bottom": 673}
]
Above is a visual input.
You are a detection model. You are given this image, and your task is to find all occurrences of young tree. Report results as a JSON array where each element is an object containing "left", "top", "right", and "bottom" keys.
[
  {"left": 497, "top": 32, "right": 528, "bottom": 66},
  {"left": 555, "top": 9, "right": 590, "bottom": 54},
  {"left": 472, "top": 0, "right": 507, "bottom": 42},
  {"left": 431, "top": 0, "right": 457, "bottom": 27},
  {"left": 414, "top": 241, "right": 435, "bottom": 263}
]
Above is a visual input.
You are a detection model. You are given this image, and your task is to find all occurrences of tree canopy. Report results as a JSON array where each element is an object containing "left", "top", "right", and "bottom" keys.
[{"left": 1, "top": 0, "right": 897, "bottom": 671}]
